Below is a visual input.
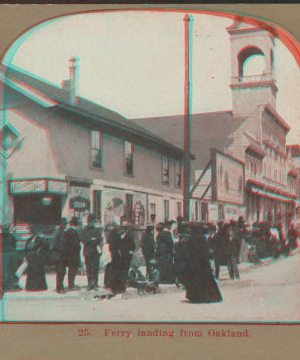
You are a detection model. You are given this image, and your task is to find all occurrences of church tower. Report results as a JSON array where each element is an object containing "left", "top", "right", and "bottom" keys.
[{"left": 227, "top": 16, "right": 278, "bottom": 116}]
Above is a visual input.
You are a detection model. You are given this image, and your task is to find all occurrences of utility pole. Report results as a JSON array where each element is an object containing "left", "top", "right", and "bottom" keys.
[{"left": 183, "top": 14, "right": 193, "bottom": 221}]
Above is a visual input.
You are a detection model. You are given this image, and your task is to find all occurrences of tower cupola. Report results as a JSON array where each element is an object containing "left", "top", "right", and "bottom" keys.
[{"left": 227, "top": 16, "right": 278, "bottom": 116}]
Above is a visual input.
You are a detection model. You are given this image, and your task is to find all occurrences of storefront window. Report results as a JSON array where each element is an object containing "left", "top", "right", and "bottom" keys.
[
  {"left": 124, "top": 141, "right": 133, "bottom": 176},
  {"left": 91, "top": 130, "right": 102, "bottom": 169},
  {"left": 14, "top": 194, "right": 61, "bottom": 225}
]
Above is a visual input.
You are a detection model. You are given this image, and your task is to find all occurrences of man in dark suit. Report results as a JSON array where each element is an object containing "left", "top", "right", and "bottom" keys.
[
  {"left": 81, "top": 214, "right": 103, "bottom": 291},
  {"left": 65, "top": 217, "right": 81, "bottom": 290},
  {"left": 119, "top": 220, "right": 136, "bottom": 293},
  {"left": 53, "top": 218, "right": 68, "bottom": 294},
  {"left": 213, "top": 223, "right": 232, "bottom": 280}
]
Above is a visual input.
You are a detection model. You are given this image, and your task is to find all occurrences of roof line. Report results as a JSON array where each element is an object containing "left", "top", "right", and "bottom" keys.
[{"left": 56, "top": 102, "right": 195, "bottom": 158}]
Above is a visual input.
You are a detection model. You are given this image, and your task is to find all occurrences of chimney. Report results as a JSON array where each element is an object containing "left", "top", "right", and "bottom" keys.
[{"left": 62, "top": 56, "right": 79, "bottom": 105}]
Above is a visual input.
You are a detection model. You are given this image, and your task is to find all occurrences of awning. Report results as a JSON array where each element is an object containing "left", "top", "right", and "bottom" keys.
[
  {"left": 10, "top": 178, "right": 68, "bottom": 195},
  {"left": 250, "top": 186, "right": 296, "bottom": 203}
]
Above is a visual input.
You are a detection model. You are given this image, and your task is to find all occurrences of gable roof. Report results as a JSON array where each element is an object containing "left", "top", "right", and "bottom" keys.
[
  {"left": 132, "top": 112, "right": 246, "bottom": 173},
  {"left": 2, "top": 65, "right": 190, "bottom": 159}
]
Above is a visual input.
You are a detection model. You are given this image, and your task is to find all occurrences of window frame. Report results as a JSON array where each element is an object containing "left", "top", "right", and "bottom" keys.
[
  {"left": 162, "top": 155, "right": 170, "bottom": 186},
  {"left": 0, "top": 123, "right": 22, "bottom": 158},
  {"left": 93, "top": 190, "right": 102, "bottom": 223},
  {"left": 90, "top": 130, "right": 103, "bottom": 170},
  {"left": 124, "top": 141, "right": 134, "bottom": 177},
  {"left": 174, "top": 161, "right": 182, "bottom": 188},
  {"left": 164, "top": 199, "right": 170, "bottom": 222}
]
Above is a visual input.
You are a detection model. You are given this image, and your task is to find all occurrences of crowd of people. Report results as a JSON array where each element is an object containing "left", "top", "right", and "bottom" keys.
[{"left": 1, "top": 214, "right": 299, "bottom": 304}]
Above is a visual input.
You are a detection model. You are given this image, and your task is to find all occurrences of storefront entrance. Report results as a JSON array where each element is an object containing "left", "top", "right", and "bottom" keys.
[{"left": 14, "top": 194, "right": 62, "bottom": 225}]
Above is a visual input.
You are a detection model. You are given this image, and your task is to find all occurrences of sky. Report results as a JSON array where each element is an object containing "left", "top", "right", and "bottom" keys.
[{"left": 7, "top": 10, "right": 300, "bottom": 144}]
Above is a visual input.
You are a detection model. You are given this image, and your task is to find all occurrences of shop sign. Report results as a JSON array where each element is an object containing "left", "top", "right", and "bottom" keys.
[
  {"left": 10, "top": 180, "right": 46, "bottom": 194},
  {"left": 69, "top": 185, "right": 90, "bottom": 198},
  {"left": 48, "top": 180, "right": 68, "bottom": 194},
  {"left": 66, "top": 175, "right": 93, "bottom": 185},
  {"left": 211, "top": 149, "right": 244, "bottom": 205},
  {"left": 70, "top": 196, "right": 90, "bottom": 211}
]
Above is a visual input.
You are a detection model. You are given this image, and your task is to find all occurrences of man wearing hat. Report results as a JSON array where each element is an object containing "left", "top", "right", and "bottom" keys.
[
  {"left": 228, "top": 217, "right": 246, "bottom": 280},
  {"left": 53, "top": 218, "right": 69, "bottom": 294},
  {"left": 81, "top": 214, "right": 103, "bottom": 291},
  {"left": 65, "top": 217, "right": 81, "bottom": 291}
]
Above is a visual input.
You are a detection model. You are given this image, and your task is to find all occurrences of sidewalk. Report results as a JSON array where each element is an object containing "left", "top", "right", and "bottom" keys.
[{"left": 4, "top": 252, "right": 294, "bottom": 301}]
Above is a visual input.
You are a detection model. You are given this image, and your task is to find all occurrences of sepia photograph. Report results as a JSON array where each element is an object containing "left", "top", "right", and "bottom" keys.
[{"left": 1, "top": 6, "right": 300, "bottom": 332}]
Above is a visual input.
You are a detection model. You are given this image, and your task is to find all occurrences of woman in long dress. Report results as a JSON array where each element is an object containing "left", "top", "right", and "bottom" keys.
[
  {"left": 25, "top": 235, "right": 48, "bottom": 291},
  {"left": 156, "top": 222, "right": 175, "bottom": 284},
  {"left": 184, "top": 223, "right": 222, "bottom": 304}
]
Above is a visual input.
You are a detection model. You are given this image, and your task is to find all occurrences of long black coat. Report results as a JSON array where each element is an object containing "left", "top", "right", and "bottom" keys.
[
  {"left": 185, "top": 231, "right": 222, "bottom": 303},
  {"left": 65, "top": 226, "right": 81, "bottom": 268},
  {"left": 81, "top": 226, "right": 103, "bottom": 258},
  {"left": 52, "top": 227, "right": 68, "bottom": 261},
  {"left": 213, "top": 230, "right": 231, "bottom": 266},
  {"left": 156, "top": 229, "right": 175, "bottom": 284},
  {"left": 141, "top": 232, "right": 155, "bottom": 260},
  {"left": 105, "top": 229, "right": 123, "bottom": 294},
  {"left": 229, "top": 228, "right": 243, "bottom": 261},
  {"left": 25, "top": 236, "right": 48, "bottom": 291},
  {"left": 120, "top": 231, "right": 136, "bottom": 260}
]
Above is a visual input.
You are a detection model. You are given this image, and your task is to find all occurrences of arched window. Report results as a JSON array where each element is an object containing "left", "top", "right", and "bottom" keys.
[{"left": 238, "top": 46, "right": 265, "bottom": 78}]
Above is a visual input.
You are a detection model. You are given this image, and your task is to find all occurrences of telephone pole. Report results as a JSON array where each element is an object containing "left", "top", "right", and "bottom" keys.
[{"left": 183, "top": 14, "right": 193, "bottom": 221}]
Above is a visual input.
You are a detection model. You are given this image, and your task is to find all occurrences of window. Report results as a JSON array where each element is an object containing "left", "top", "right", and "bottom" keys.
[
  {"left": 162, "top": 155, "right": 170, "bottom": 185},
  {"left": 91, "top": 130, "right": 102, "bottom": 169},
  {"left": 201, "top": 202, "right": 208, "bottom": 222},
  {"left": 93, "top": 190, "right": 102, "bottom": 222},
  {"left": 124, "top": 141, "right": 133, "bottom": 176},
  {"left": 177, "top": 202, "right": 182, "bottom": 218},
  {"left": 150, "top": 203, "right": 156, "bottom": 224},
  {"left": 0, "top": 123, "right": 22, "bottom": 157},
  {"left": 175, "top": 161, "right": 181, "bottom": 187},
  {"left": 195, "top": 202, "right": 199, "bottom": 221},
  {"left": 164, "top": 200, "right": 169, "bottom": 221}
]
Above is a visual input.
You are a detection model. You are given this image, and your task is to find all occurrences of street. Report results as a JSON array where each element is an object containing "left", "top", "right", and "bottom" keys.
[{"left": 2, "top": 252, "right": 300, "bottom": 323}]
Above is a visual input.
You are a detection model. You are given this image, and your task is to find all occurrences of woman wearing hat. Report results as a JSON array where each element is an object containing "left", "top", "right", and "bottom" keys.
[
  {"left": 25, "top": 233, "right": 49, "bottom": 291},
  {"left": 156, "top": 221, "right": 175, "bottom": 284},
  {"left": 184, "top": 224, "right": 222, "bottom": 303}
]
